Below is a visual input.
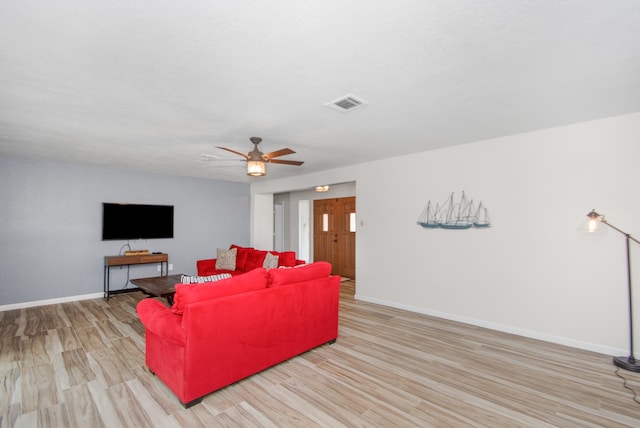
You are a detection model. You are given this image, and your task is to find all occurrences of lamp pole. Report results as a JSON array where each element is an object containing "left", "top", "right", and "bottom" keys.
[
  {"left": 614, "top": 233, "right": 637, "bottom": 370},
  {"left": 588, "top": 210, "right": 640, "bottom": 372}
]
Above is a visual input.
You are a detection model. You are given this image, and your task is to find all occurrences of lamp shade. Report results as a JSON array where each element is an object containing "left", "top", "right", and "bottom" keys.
[
  {"left": 247, "top": 160, "right": 266, "bottom": 176},
  {"left": 587, "top": 210, "right": 601, "bottom": 233}
]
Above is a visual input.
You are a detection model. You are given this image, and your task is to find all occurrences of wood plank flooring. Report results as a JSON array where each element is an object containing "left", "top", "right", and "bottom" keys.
[{"left": 2, "top": 280, "right": 640, "bottom": 427}]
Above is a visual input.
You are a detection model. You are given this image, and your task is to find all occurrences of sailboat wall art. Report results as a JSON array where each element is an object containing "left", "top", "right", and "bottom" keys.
[{"left": 417, "top": 191, "right": 491, "bottom": 230}]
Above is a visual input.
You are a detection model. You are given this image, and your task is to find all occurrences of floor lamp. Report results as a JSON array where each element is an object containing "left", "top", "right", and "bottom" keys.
[{"left": 587, "top": 210, "right": 640, "bottom": 372}]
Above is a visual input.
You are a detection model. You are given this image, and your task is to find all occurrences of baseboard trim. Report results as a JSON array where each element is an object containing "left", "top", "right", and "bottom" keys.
[
  {"left": 0, "top": 292, "right": 104, "bottom": 312},
  {"left": 354, "top": 293, "right": 625, "bottom": 358}
]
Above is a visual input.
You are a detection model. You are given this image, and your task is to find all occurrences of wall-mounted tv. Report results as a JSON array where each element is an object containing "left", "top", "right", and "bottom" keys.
[{"left": 102, "top": 203, "right": 174, "bottom": 241}]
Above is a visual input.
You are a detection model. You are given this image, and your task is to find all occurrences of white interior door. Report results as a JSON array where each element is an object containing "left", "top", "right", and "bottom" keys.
[{"left": 274, "top": 202, "right": 284, "bottom": 251}]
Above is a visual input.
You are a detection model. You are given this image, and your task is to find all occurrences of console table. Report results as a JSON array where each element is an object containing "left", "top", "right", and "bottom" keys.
[{"left": 104, "top": 253, "right": 169, "bottom": 300}]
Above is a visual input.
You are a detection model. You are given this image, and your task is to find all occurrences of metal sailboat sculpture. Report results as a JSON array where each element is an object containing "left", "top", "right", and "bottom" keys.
[
  {"left": 416, "top": 200, "right": 441, "bottom": 228},
  {"left": 417, "top": 192, "right": 491, "bottom": 229},
  {"left": 473, "top": 201, "right": 491, "bottom": 228},
  {"left": 439, "top": 191, "right": 473, "bottom": 229}
]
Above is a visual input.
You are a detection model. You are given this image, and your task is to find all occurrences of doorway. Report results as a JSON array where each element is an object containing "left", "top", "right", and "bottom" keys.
[{"left": 313, "top": 197, "right": 356, "bottom": 278}]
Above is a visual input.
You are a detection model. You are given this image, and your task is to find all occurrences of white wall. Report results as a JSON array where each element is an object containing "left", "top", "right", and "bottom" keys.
[
  {"left": 251, "top": 112, "right": 640, "bottom": 357},
  {"left": 0, "top": 156, "right": 250, "bottom": 307},
  {"left": 251, "top": 193, "right": 274, "bottom": 249}
]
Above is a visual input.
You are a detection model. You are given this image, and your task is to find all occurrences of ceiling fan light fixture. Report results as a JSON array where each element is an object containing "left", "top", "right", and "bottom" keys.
[
  {"left": 247, "top": 160, "right": 266, "bottom": 176},
  {"left": 217, "top": 136, "right": 302, "bottom": 177}
]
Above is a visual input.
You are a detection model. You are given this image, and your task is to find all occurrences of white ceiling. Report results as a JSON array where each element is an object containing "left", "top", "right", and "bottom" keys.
[{"left": 1, "top": 1, "right": 639, "bottom": 183}]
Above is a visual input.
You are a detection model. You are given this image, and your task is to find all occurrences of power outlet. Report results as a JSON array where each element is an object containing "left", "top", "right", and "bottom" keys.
[{"left": 169, "top": 264, "right": 174, "bottom": 271}]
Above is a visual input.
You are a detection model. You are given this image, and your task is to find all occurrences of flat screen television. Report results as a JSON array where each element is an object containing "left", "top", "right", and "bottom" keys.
[{"left": 102, "top": 203, "right": 174, "bottom": 241}]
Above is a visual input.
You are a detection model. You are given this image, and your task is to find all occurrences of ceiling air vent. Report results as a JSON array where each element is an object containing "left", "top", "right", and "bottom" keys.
[{"left": 325, "top": 94, "right": 368, "bottom": 112}]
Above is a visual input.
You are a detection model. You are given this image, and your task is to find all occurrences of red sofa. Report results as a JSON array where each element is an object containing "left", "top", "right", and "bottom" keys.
[
  {"left": 136, "top": 262, "right": 340, "bottom": 407},
  {"left": 196, "top": 244, "right": 304, "bottom": 277}
]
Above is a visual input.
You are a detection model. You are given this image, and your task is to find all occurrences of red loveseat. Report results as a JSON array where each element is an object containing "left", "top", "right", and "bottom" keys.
[
  {"left": 136, "top": 262, "right": 340, "bottom": 407},
  {"left": 196, "top": 244, "right": 304, "bottom": 277}
]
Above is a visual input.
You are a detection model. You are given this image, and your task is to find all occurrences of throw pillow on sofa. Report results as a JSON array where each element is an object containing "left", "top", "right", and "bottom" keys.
[
  {"left": 171, "top": 268, "right": 268, "bottom": 315},
  {"left": 229, "top": 244, "right": 253, "bottom": 271},
  {"left": 244, "top": 249, "right": 267, "bottom": 271},
  {"left": 274, "top": 251, "right": 296, "bottom": 267},
  {"left": 180, "top": 273, "right": 232, "bottom": 284},
  {"left": 215, "top": 247, "right": 237, "bottom": 270},
  {"left": 266, "top": 261, "right": 332, "bottom": 288},
  {"left": 263, "top": 252, "right": 279, "bottom": 269}
]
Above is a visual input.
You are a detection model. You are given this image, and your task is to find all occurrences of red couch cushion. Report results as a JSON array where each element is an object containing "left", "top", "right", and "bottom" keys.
[
  {"left": 266, "top": 261, "right": 332, "bottom": 288},
  {"left": 172, "top": 268, "right": 267, "bottom": 314},
  {"left": 244, "top": 249, "right": 267, "bottom": 271},
  {"left": 230, "top": 244, "right": 253, "bottom": 272},
  {"left": 273, "top": 251, "right": 296, "bottom": 267}
]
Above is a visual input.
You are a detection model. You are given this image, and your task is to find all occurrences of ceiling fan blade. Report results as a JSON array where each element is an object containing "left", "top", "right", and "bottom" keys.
[
  {"left": 262, "top": 148, "right": 295, "bottom": 160},
  {"left": 197, "top": 154, "right": 245, "bottom": 162},
  {"left": 269, "top": 159, "right": 304, "bottom": 166},
  {"left": 216, "top": 146, "right": 249, "bottom": 159}
]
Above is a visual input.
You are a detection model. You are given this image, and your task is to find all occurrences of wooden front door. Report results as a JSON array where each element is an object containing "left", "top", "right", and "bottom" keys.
[{"left": 313, "top": 197, "right": 356, "bottom": 278}]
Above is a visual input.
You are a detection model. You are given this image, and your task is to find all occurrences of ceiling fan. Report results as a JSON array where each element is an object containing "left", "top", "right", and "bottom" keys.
[{"left": 216, "top": 137, "right": 304, "bottom": 176}]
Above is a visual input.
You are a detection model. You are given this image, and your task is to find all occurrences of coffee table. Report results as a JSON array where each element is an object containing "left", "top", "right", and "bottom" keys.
[{"left": 131, "top": 274, "right": 183, "bottom": 305}]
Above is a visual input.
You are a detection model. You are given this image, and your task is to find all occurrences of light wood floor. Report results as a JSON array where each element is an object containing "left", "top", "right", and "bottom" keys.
[{"left": 2, "top": 280, "right": 640, "bottom": 427}]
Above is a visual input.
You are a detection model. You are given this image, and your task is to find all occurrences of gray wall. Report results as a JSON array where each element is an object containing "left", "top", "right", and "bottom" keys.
[{"left": 0, "top": 156, "right": 250, "bottom": 306}]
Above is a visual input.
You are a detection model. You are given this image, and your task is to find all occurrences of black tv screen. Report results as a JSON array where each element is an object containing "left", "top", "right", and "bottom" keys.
[{"left": 102, "top": 203, "right": 174, "bottom": 241}]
